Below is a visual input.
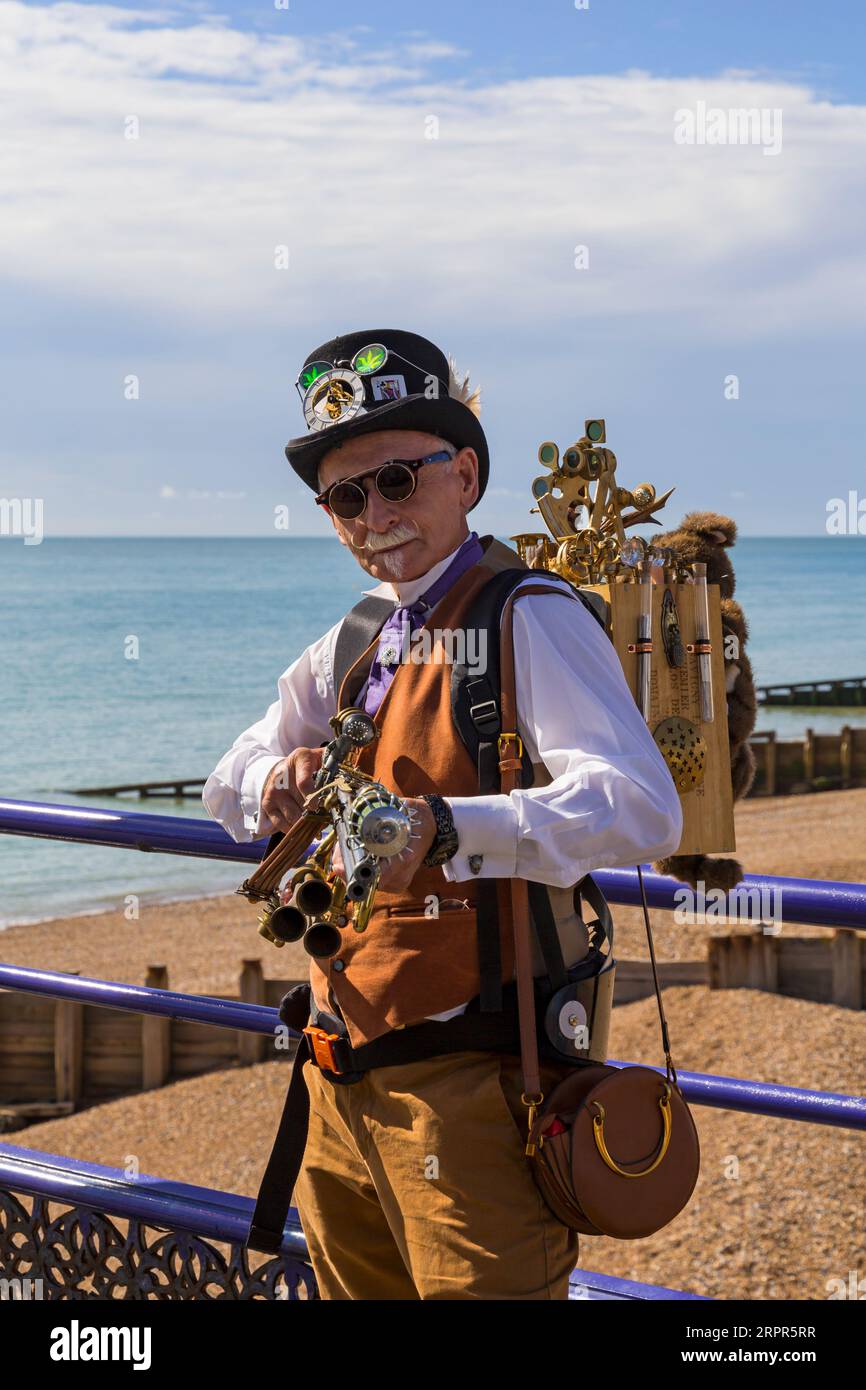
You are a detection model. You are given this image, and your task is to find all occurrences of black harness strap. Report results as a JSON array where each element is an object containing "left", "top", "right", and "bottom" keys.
[
  {"left": 248, "top": 1044, "right": 313, "bottom": 1253},
  {"left": 475, "top": 879, "right": 503, "bottom": 1012},
  {"left": 577, "top": 873, "right": 615, "bottom": 954},
  {"left": 527, "top": 880, "right": 569, "bottom": 993},
  {"left": 332, "top": 595, "right": 395, "bottom": 704}
]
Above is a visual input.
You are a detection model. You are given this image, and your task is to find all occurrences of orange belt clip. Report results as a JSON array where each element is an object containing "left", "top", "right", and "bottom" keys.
[{"left": 304, "top": 1025, "right": 344, "bottom": 1073}]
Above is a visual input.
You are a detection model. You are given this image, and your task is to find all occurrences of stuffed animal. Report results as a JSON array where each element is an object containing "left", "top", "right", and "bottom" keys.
[{"left": 651, "top": 511, "right": 758, "bottom": 892}]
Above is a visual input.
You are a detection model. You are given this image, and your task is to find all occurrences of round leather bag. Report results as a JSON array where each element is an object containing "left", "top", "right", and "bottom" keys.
[{"left": 528, "top": 1063, "right": 700, "bottom": 1239}]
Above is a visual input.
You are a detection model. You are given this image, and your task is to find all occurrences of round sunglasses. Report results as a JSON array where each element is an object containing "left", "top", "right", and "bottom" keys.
[{"left": 315, "top": 451, "right": 454, "bottom": 520}]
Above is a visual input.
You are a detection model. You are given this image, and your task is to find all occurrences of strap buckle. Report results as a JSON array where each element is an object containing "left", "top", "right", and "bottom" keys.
[
  {"left": 469, "top": 697, "right": 499, "bottom": 729},
  {"left": 303, "top": 1025, "right": 344, "bottom": 1074},
  {"left": 498, "top": 731, "right": 523, "bottom": 760}
]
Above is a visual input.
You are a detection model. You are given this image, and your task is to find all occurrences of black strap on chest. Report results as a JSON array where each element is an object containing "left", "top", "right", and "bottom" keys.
[
  {"left": 451, "top": 567, "right": 607, "bottom": 1010},
  {"left": 332, "top": 594, "right": 396, "bottom": 704}
]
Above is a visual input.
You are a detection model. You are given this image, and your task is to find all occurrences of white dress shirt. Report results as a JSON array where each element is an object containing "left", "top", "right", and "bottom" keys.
[
  {"left": 203, "top": 541, "right": 682, "bottom": 885},
  {"left": 203, "top": 540, "right": 682, "bottom": 1023}
]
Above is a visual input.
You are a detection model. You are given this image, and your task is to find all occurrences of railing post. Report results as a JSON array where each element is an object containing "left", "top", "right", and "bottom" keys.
[
  {"left": 239, "top": 960, "right": 267, "bottom": 1064},
  {"left": 761, "top": 933, "right": 779, "bottom": 992},
  {"left": 832, "top": 930, "right": 862, "bottom": 1010},
  {"left": 840, "top": 725, "right": 853, "bottom": 788},
  {"left": 803, "top": 727, "right": 815, "bottom": 787},
  {"left": 54, "top": 974, "right": 83, "bottom": 1108},
  {"left": 142, "top": 965, "right": 172, "bottom": 1089},
  {"left": 765, "top": 730, "right": 777, "bottom": 796}
]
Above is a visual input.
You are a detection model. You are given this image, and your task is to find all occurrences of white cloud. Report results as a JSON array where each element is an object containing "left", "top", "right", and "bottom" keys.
[{"left": 1, "top": 1, "right": 864, "bottom": 344}]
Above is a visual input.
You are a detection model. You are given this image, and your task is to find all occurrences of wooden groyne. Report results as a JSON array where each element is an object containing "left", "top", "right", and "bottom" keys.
[
  {"left": 749, "top": 726, "right": 866, "bottom": 796},
  {"left": 68, "top": 778, "right": 206, "bottom": 799},
  {"left": 0, "top": 961, "right": 298, "bottom": 1126},
  {"left": 70, "top": 726, "right": 866, "bottom": 803},
  {"left": 758, "top": 676, "right": 866, "bottom": 707},
  {"left": 3, "top": 942, "right": 861, "bottom": 1126}
]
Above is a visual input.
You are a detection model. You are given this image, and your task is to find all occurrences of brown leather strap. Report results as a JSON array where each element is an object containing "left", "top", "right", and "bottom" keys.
[
  {"left": 497, "top": 580, "right": 678, "bottom": 1104},
  {"left": 498, "top": 582, "right": 566, "bottom": 1103}
]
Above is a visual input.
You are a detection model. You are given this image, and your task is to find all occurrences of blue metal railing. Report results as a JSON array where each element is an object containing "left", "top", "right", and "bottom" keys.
[
  {"left": 2, "top": 795, "right": 866, "bottom": 929},
  {"left": 2, "top": 960, "right": 864, "bottom": 1131},
  {"left": 0, "top": 1143, "right": 706, "bottom": 1301},
  {"left": 2, "top": 796, "right": 865, "bottom": 1301}
]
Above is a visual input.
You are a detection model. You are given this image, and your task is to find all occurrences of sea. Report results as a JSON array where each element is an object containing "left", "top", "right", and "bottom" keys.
[{"left": 1, "top": 536, "right": 864, "bottom": 928}]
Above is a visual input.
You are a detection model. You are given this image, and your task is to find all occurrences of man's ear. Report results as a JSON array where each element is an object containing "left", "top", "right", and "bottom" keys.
[{"left": 455, "top": 447, "right": 479, "bottom": 510}]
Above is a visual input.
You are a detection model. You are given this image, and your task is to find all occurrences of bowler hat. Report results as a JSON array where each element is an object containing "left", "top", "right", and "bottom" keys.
[{"left": 285, "top": 329, "right": 489, "bottom": 507}]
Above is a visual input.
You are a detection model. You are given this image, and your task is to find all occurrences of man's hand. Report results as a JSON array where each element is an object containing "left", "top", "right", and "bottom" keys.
[
  {"left": 261, "top": 747, "right": 324, "bottom": 833},
  {"left": 330, "top": 796, "right": 436, "bottom": 892},
  {"left": 376, "top": 795, "right": 437, "bottom": 892}
]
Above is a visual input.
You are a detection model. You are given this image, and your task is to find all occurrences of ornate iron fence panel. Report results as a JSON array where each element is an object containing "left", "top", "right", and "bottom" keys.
[{"left": 0, "top": 1188, "right": 317, "bottom": 1300}]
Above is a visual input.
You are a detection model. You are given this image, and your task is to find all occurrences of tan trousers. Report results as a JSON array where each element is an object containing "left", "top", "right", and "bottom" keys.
[{"left": 292, "top": 1048, "right": 579, "bottom": 1300}]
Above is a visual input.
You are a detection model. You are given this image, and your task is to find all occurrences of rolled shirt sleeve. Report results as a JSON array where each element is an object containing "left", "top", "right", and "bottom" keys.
[
  {"left": 202, "top": 623, "right": 340, "bottom": 842},
  {"left": 443, "top": 583, "right": 683, "bottom": 886}
]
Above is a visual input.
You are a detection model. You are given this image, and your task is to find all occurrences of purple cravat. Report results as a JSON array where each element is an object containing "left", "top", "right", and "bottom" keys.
[{"left": 362, "top": 533, "right": 484, "bottom": 718}]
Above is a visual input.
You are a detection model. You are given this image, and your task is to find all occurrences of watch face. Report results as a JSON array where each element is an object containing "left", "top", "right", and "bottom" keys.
[{"left": 303, "top": 367, "right": 366, "bottom": 430}]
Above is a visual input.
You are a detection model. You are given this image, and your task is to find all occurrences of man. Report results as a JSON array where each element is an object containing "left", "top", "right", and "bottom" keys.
[{"left": 203, "top": 328, "right": 683, "bottom": 1300}]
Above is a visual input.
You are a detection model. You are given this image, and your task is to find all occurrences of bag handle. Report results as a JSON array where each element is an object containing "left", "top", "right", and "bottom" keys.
[{"left": 496, "top": 583, "right": 678, "bottom": 1149}]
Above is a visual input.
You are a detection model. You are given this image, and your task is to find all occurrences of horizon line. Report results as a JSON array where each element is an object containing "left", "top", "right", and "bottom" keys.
[{"left": 4, "top": 532, "right": 856, "bottom": 542}]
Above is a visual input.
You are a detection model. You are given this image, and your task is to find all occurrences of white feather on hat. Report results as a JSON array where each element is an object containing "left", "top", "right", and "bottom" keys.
[{"left": 448, "top": 357, "right": 482, "bottom": 418}]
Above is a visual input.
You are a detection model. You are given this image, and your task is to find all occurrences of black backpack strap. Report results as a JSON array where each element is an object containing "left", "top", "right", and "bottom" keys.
[
  {"left": 247, "top": 1043, "right": 313, "bottom": 1253},
  {"left": 332, "top": 595, "right": 396, "bottom": 705},
  {"left": 527, "top": 881, "right": 569, "bottom": 992},
  {"left": 451, "top": 568, "right": 607, "bottom": 1009},
  {"left": 247, "top": 983, "right": 314, "bottom": 1254},
  {"left": 475, "top": 879, "right": 503, "bottom": 1012},
  {"left": 451, "top": 569, "right": 533, "bottom": 791},
  {"left": 576, "top": 873, "right": 615, "bottom": 955},
  {"left": 451, "top": 567, "right": 607, "bottom": 789}
]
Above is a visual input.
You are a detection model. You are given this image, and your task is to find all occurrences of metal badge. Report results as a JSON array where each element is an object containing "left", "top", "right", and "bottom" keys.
[
  {"left": 652, "top": 715, "right": 707, "bottom": 792},
  {"left": 557, "top": 999, "right": 588, "bottom": 1042},
  {"left": 661, "top": 587, "right": 685, "bottom": 667},
  {"left": 303, "top": 367, "right": 366, "bottom": 431}
]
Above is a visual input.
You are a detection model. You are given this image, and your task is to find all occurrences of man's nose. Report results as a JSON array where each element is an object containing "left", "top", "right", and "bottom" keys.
[{"left": 359, "top": 480, "right": 401, "bottom": 531}]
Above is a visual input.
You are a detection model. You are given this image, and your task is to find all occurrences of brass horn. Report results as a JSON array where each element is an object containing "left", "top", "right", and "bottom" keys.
[{"left": 303, "top": 920, "right": 344, "bottom": 959}]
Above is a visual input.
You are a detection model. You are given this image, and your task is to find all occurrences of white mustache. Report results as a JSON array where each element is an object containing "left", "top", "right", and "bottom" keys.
[{"left": 352, "top": 522, "right": 419, "bottom": 553}]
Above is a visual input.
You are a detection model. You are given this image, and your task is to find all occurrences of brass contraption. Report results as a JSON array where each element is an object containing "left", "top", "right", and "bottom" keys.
[
  {"left": 237, "top": 708, "right": 412, "bottom": 957},
  {"left": 512, "top": 420, "right": 675, "bottom": 585},
  {"left": 511, "top": 418, "right": 734, "bottom": 844}
]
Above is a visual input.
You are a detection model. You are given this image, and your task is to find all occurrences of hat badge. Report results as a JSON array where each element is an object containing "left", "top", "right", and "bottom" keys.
[{"left": 299, "top": 344, "right": 392, "bottom": 433}]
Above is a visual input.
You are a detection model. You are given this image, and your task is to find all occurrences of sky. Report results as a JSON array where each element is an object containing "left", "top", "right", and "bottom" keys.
[{"left": 1, "top": 0, "right": 865, "bottom": 537}]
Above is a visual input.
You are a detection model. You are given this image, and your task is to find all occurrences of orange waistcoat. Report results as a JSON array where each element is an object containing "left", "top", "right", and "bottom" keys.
[{"left": 308, "top": 538, "right": 523, "bottom": 1046}]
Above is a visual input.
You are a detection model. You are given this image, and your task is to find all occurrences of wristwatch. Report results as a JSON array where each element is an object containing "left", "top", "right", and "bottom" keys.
[{"left": 422, "top": 794, "right": 459, "bottom": 867}]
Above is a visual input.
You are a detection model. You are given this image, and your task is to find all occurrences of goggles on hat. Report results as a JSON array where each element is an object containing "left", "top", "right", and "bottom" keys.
[
  {"left": 315, "top": 451, "right": 454, "bottom": 519},
  {"left": 295, "top": 342, "right": 444, "bottom": 401}
]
